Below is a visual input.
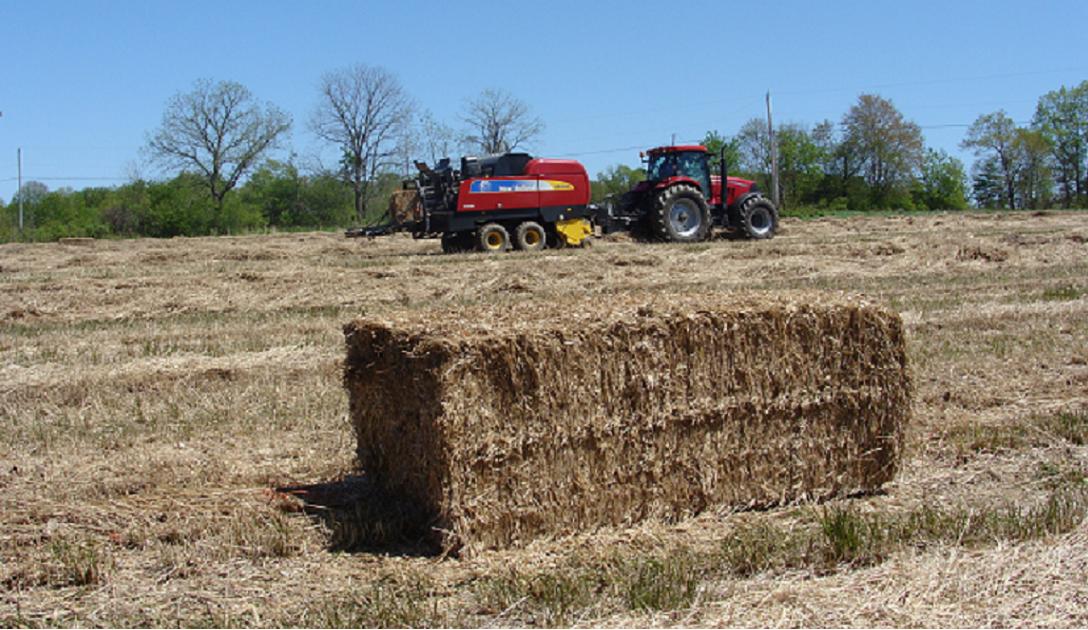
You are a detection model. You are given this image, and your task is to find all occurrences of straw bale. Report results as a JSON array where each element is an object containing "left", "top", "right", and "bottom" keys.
[
  {"left": 343, "top": 292, "right": 911, "bottom": 553},
  {"left": 388, "top": 189, "right": 422, "bottom": 226}
]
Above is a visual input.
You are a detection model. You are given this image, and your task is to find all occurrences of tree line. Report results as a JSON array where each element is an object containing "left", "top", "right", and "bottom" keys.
[
  {"left": 3, "top": 72, "right": 1086, "bottom": 242},
  {"left": 597, "top": 82, "right": 1087, "bottom": 215},
  {"left": 1, "top": 66, "right": 544, "bottom": 242}
]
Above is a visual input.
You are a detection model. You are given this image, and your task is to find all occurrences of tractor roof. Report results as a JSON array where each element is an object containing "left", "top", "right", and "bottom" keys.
[{"left": 647, "top": 145, "right": 708, "bottom": 154}]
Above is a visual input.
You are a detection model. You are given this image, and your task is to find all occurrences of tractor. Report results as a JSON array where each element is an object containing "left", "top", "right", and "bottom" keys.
[{"left": 605, "top": 145, "right": 779, "bottom": 242}]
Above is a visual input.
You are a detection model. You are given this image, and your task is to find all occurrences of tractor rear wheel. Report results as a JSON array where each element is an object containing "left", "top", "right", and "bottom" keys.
[
  {"left": 476, "top": 223, "right": 510, "bottom": 253},
  {"left": 737, "top": 196, "right": 778, "bottom": 240},
  {"left": 514, "top": 221, "right": 547, "bottom": 252},
  {"left": 650, "top": 184, "right": 711, "bottom": 242}
]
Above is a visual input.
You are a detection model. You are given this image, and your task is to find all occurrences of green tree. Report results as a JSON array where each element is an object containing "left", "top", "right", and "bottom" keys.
[
  {"left": 775, "top": 124, "right": 826, "bottom": 209},
  {"left": 242, "top": 160, "right": 305, "bottom": 226},
  {"left": 961, "top": 110, "right": 1020, "bottom": 209},
  {"left": 971, "top": 157, "right": 1005, "bottom": 208},
  {"left": 100, "top": 181, "right": 151, "bottom": 235},
  {"left": 1033, "top": 81, "right": 1087, "bottom": 207},
  {"left": 912, "top": 149, "right": 968, "bottom": 210},
  {"left": 9, "top": 186, "right": 109, "bottom": 241},
  {"left": 730, "top": 121, "right": 830, "bottom": 208},
  {"left": 700, "top": 130, "right": 741, "bottom": 175},
  {"left": 299, "top": 172, "right": 354, "bottom": 227},
  {"left": 142, "top": 173, "right": 217, "bottom": 237},
  {"left": 1013, "top": 128, "right": 1052, "bottom": 209},
  {"left": 592, "top": 164, "right": 646, "bottom": 203},
  {"left": 3, "top": 181, "right": 49, "bottom": 239},
  {"left": 241, "top": 160, "right": 355, "bottom": 228},
  {"left": 842, "top": 94, "right": 924, "bottom": 208}
]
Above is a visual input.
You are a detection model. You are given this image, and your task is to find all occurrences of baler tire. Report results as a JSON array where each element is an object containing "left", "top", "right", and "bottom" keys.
[
  {"left": 737, "top": 196, "right": 779, "bottom": 240},
  {"left": 440, "top": 232, "right": 472, "bottom": 254},
  {"left": 650, "top": 184, "right": 711, "bottom": 243},
  {"left": 476, "top": 223, "right": 510, "bottom": 253},
  {"left": 514, "top": 221, "right": 547, "bottom": 252}
]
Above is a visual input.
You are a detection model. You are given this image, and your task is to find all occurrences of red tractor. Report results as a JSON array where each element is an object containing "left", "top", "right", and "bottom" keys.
[{"left": 605, "top": 145, "right": 778, "bottom": 241}]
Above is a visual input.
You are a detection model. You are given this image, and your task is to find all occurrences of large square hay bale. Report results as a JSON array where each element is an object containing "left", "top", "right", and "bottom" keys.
[{"left": 343, "top": 293, "right": 910, "bottom": 553}]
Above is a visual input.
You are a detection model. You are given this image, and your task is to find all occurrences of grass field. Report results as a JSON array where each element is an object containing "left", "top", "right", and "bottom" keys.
[{"left": 2, "top": 211, "right": 1087, "bottom": 627}]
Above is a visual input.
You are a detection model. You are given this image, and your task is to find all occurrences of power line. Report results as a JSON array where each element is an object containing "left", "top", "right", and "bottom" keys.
[
  {"left": 0, "top": 176, "right": 129, "bottom": 182},
  {"left": 776, "top": 67, "right": 1088, "bottom": 97},
  {"left": 559, "top": 144, "right": 647, "bottom": 157}
]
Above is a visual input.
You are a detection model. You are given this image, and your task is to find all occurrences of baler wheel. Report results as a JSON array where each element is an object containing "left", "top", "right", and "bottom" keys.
[
  {"left": 477, "top": 223, "right": 510, "bottom": 253},
  {"left": 514, "top": 222, "right": 547, "bottom": 252}
]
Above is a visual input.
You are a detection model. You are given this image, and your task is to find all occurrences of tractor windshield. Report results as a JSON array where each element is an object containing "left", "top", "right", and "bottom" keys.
[{"left": 647, "top": 151, "right": 710, "bottom": 193}]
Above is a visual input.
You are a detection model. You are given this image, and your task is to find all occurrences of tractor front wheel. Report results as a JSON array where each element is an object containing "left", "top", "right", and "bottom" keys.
[
  {"left": 514, "top": 221, "right": 547, "bottom": 252},
  {"left": 650, "top": 184, "right": 711, "bottom": 242},
  {"left": 736, "top": 196, "right": 779, "bottom": 240},
  {"left": 476, "top": 223, "right": 510, "bottom": 253}
]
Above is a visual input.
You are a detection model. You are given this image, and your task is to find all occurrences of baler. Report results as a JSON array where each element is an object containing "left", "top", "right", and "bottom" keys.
[{"left": 350, "top": 153, "right": 596, "bottom": 253}]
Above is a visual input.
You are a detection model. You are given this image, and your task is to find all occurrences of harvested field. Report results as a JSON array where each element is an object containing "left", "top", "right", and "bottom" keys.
[
  {"left": 2, "top": 211, "right": 1088, "bottom": 627},
  {"left": 345, "top": 295, "right": 910, "bottom": 553}
]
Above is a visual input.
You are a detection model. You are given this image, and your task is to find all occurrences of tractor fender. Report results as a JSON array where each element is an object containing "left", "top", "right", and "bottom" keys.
[{"left": 655, "top": 176, "right": 706, "bottom": 196}]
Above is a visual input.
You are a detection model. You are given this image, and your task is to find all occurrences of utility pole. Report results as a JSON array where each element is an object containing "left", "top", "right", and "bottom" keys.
[
  {"left": 17, "top": 147, "right": 23, "bottom": 234},
  {"left": 766, "top": 91, "right": 780, "bottom": 208}
]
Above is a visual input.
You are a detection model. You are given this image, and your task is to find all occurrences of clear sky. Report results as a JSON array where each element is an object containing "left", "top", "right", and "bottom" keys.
[{"left": 1, "top": 0, "right": 1086, "bottom": 203}]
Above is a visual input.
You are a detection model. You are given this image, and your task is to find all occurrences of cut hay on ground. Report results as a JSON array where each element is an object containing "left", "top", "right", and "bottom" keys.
[{"left": 343, "top": 292, "right": 911, "bottom": 553}]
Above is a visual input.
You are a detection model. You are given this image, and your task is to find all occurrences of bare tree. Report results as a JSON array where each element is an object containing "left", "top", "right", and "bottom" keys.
[
  {"left": 392, "top": 117, "right": 419, "bottom": 178},
  {"left": 148, "top": 79, "right": 290, "bottom": 210},
  {"left": 311, "top": 64, "right": 413, "bottom": 221},
  {"left": 418, "top": 110, "right": 457, "bottom": 165},
  {"left": 460, "top": 88, "right": 543, "bottom": 154}
]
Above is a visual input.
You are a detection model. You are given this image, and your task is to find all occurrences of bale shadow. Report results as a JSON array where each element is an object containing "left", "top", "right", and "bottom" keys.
[{"left": 277, "top": 475, "right": 442, "bottom": 558}]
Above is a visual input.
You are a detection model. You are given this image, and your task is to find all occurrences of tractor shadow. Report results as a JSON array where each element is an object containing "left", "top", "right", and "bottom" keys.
[{"left": 277, "top": 474, "right": 442, "bottom": 558}]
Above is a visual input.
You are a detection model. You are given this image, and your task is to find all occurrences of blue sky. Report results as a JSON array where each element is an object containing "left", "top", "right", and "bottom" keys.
[{"left": 1, "top": 0, "right": 1086, "bottom": 203}]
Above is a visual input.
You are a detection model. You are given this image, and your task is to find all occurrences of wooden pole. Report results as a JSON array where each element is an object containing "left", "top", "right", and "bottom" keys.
[
  {"left": 17, "top": 147, "right": 23, "bottom": 233},
  {"left": 766, "top": 92, "right": 780, "bottom": 208}
]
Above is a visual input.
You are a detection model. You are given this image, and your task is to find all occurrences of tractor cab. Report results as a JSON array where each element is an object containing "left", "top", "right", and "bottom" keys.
[{"left": 645, "top": 146, "right": 711, "bottom": 196}]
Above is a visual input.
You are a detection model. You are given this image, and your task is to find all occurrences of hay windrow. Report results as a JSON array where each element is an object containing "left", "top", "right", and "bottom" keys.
[{"left": 344, "top": 292, "right": 911, "bottom": 554}]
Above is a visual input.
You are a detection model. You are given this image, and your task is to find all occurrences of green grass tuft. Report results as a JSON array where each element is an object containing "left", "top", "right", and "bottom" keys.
[{"left": 1041, "top": 285, "right": 1083, "bottom": 301}]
